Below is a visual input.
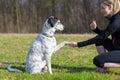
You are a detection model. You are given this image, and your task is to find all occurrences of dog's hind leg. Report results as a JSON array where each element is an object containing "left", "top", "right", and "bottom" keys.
[{"left": 53, "top": 41, "right": 68, "bottom": 54}]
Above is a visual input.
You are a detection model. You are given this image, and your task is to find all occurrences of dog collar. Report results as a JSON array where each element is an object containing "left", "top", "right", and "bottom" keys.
[{"left": 42, "top": 33, "right": 54, "bottom": 38}]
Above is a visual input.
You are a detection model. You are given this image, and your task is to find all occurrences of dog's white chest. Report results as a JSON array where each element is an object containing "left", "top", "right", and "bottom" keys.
[{"left": 37, "top": 34, "right": 56, "bottom": 53}]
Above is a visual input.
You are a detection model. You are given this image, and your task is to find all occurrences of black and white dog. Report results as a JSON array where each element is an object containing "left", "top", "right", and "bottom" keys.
[{"left": 7, "top": 16, "right": 68, "bottom": 75}]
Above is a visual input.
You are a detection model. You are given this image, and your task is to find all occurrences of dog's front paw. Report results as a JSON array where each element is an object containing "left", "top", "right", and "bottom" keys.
[{"left": 62, "top": 41, "right": 69, "bottom": 45}]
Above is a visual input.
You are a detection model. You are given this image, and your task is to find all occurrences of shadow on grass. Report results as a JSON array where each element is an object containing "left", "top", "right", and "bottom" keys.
[
  {"left": 0, "top": 61, "right": 95, "bottom": 73},
  {"left": 1, "top": 62, "right": 120, "bottom": 75},
  {"left": 0, "top": 61, "right": 25, "bottom": 72},
  {"left": 52, "top": 64, "right": 95, "bottom": 73},
  {"left": 52, "top": 64, "right": 120, "bottom": 75}
]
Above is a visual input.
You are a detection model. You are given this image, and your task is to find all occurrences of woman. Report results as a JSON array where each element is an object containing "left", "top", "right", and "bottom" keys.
[{"left": 67, "top": 0, "right": 120, "bottom": 73}]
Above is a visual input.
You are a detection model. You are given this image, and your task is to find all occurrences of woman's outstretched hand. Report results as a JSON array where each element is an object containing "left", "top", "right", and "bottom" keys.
[
  {"left": 90, "top": 20, "right": 97, "bottom": 30},
  {"left": 66, "top": 42, "right": 78, "bottom": 47}
]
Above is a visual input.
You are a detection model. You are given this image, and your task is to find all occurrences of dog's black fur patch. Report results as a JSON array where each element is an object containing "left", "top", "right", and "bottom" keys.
[{"left": 48, "top": 16, "right": 58, "bottom": 27}]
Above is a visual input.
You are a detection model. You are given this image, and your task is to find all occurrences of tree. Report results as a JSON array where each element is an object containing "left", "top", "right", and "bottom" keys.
[{"left": 0, "top": 0, "right": 107, "bottom": 33}]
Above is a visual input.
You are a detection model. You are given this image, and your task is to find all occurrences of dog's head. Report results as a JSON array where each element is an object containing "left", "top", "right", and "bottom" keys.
[
  {"left": 42, "top": 16, "right": 64, "bottom": 37},
  {"left": 47, "top": 16, "right": 64, "bottom": 31}
]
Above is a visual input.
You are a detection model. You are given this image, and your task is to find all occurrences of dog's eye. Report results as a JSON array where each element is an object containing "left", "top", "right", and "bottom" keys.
[{"left": 54, "top": 17, "right": 58, "bottom": 20}]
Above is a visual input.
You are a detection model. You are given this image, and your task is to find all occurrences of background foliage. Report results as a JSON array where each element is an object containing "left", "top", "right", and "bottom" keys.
[{"left": 0, "top": 0, "right": 108, "bottom": 33}]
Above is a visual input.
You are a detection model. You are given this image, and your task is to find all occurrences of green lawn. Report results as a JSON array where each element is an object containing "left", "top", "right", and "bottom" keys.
[{"left": 0, "top": 34, "right": 120, "bottom": 80}]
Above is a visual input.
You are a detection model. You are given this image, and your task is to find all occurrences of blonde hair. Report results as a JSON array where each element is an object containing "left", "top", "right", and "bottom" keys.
[{"left": 100, "top": 0, "right": 120, "bottom": 15}]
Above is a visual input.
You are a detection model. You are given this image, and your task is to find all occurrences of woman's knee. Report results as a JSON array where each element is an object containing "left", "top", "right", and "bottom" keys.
[{"left": 93, "top": 55, "right": 104, "bottom": 68}]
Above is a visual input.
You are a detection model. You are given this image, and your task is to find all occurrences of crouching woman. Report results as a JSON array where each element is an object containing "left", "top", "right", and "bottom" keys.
[{"left": 67, "top": 0, "right": 120, "bottom": 73}]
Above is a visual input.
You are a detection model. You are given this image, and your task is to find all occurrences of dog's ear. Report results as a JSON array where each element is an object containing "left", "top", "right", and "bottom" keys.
[{"left": 48, "top": 16, "right": 58, "bottom": 27}]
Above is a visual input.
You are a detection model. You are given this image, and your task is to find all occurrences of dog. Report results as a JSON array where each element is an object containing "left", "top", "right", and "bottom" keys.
[{"left": 7, "top": 16, "right": 68, "bottom": 75}]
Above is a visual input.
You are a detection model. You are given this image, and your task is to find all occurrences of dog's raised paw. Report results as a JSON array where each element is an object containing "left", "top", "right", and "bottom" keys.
[{"left": 62, "top": 41, "right": 69, "bottom": 45}]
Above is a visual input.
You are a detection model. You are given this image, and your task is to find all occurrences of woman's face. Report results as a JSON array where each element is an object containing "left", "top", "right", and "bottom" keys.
[{"left": 100, "top": 3, "right": 113, "bottom": 17}]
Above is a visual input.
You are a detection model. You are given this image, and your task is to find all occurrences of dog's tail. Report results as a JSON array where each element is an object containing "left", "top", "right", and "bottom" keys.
[{"left": 7, "top": 64, "right": 23, "bottom": 73}]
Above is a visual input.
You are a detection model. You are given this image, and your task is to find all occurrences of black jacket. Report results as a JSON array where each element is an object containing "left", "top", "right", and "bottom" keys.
[{"left": 77, "top": 12, "right": 120, "bottom": 49}]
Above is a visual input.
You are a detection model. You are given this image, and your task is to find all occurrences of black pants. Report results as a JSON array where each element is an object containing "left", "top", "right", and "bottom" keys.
[{"left": 93, "top": 38, "right": 120, "bottom": 68}]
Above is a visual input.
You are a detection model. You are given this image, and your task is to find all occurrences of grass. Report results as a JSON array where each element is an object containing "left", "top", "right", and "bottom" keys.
[{"left": 0, "top": 34, "right": 120, "bottom": 80}]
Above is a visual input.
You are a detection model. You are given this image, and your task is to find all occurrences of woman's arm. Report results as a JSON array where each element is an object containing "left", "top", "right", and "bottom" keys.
[
  {"left": 93, "top": 27, "right": 103, "bottom": 34},
  {"left": 90, "top": 20, "right": 103, "bottom": 34},
  {"left": 77, "top": 19, "right": 120, "bottom": 47},
  {"left": 67, "top": 19, "right": 120, "bottom": 47}
]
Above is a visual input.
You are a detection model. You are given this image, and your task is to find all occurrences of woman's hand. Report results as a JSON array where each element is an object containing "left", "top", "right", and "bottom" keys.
[
  {"left": 66, "top": 42, "right": 77, "bottom": 47},
  {"left": 90, "top": 20, "right": 97, "bottom": 30}
]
